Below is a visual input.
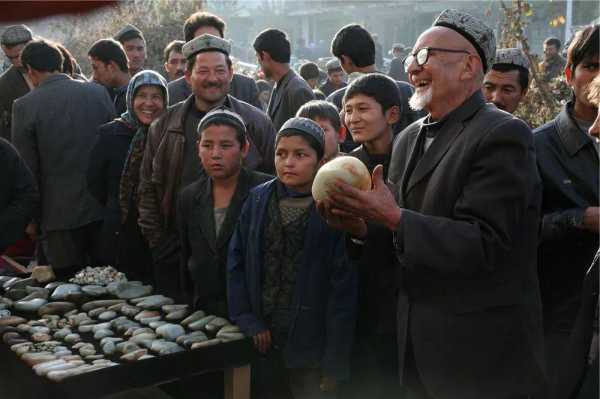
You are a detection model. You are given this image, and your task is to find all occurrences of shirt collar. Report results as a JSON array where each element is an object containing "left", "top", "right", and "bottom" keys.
[{"left": 556, "top": 101, "right": 595, "bottom": 157}]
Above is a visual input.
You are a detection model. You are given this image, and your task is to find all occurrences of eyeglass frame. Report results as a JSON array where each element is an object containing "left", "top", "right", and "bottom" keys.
[{"left": 402, "top": 47, "right": 471, "bottom": 72}]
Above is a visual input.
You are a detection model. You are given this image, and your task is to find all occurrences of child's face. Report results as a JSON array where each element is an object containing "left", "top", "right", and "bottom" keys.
[
  {"left": 198, "top": 124, "right": 247, "bottom": 180},
  {"left": 275, "top": 135, "right": 320, "bottom": 193},
  {"left": 313, "top": 117, "right": 340, "bottom": 162},
  {"left": 344, "top": 93, "right": 390, "bottom": 144}
]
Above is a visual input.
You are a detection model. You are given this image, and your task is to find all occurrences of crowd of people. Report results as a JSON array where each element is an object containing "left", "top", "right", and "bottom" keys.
[{"left": 0, "top": 7, "right": 598, "bottom": 399}]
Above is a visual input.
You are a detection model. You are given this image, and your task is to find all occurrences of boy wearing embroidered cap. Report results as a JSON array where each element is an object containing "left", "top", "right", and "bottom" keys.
[
  {"left": 178, "top": 108, "right": 271, "bottom": 316},
  {"left": 228, "top": 117, "right": 358, "bottom": 398},
  {"left": 483, "top": 48, "right": 530, "bottom": 114},
  {"left": 138, "top": 33, "right": 276, "bottom": 295}
]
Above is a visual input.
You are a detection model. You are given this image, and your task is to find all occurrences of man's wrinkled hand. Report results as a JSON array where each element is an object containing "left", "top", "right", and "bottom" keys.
[
  {"left": 316, "top": 200, "right": 367, "bottom": 238},
  {"left": 583, "top": 207, "right": 600, "bottom": 233},
  {"left": 328, "top": 164, "right": 402, "bottom": 231}
]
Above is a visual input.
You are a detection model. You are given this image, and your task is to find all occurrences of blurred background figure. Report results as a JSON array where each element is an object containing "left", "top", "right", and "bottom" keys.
[
  {"left": 0, "top": 24, "right": 33, "bottom": 141},
  {"left": 163, "top": 40, "right": 185, "bottom": 82}
]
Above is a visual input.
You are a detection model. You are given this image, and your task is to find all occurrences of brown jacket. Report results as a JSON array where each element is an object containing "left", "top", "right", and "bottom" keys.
[{"left": 138, "top": 94, "right": 276, "bottom": 248}]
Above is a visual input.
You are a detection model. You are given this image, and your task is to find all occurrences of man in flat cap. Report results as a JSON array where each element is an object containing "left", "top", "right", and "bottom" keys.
[
  {"left": 168, "top": 12, "right": 261, "bottom": 108},
  {"left": 319, "top": 58, "right": 346, "bottom": 97},
  {"left": 0, "top": 24, "right": 33, "bottom": 141},
  {"left": 253, "top": 28, "right": 315, "bottom": 131},
  {"left": 138, "top": 33, "right": 276, "bottom": 298},
  {"left": 114, "top": 24, "right": 146, "bottom": 76},
  {"left": 320, "top": 9, "right": 545, "bottom": 398},
  {"left": 388, "top": 43, "right": 409, "bottom": 82},
  {"left": 483, "top": 48, "right": 530, "bottom": 114}
]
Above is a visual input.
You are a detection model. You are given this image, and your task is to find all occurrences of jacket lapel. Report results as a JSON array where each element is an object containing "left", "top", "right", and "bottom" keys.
[
  {"left": 267, "top": 71, "right": 292, "bottom": 119},
  {"left": 399, "top": 128, "right": 422, "bottom": 206},
  {"left": 405, "top": 91, "right": 486, "bottom": 196},
  {"left": 194, "top": 177, "right": 217, "bottom": 252},
  {"left": 216, "top": 169, "right": 251, "bottom": 249},
  {"left": 405, "top": 121, "right": 465, "bottom": 196}
]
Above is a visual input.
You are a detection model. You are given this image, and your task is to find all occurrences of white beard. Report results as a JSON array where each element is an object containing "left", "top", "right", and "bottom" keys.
[{"left": 409, "top": 87, "right": 433, "bottom": 111}]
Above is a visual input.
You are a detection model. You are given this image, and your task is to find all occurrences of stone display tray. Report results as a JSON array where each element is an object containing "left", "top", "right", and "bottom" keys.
[{"left": 0, "top": 333, "right": 253, "bottom": 399}]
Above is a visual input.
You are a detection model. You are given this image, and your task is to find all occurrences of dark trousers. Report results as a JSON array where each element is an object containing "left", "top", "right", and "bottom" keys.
[
  {"left": 402, "top": 334, "right": 535, "bottom": 399},
  {"left": 338, "top": 333, "right": 400, "bottom": 399},
  {"left": 117, "top": 209, "right": 153, "bottom": 284},
  {"left": 44, "top": 221, "right": 104, "bottom": 274},
  {"left": 252, "top": 348, "right": 335, "bottom": 399}
]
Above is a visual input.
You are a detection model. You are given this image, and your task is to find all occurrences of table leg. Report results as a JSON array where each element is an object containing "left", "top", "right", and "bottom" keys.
[{"left": 224, "top": 364, "right": 251, "bottom": 399}]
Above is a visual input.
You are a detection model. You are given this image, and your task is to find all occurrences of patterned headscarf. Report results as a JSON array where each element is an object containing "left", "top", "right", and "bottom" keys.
[
  {"left": 121, "top": 70, "right": 169, "bottom": 128},
  {"left": 119, "top": 70, "right": 168, "bottom": 223}
]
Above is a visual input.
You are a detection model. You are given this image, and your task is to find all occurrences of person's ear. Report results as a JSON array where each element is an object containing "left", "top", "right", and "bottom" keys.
[
  {"left": 340, "top": 55, "right": 353, "bottom": 70},
  {"left": 565, "top": 65, "right": 573, "bottom": 85},
  {"left": 184, "top": 67, "right": 192, "bottom": 85},
  {"left": 240, "top": 139, "right": 250, "bottom": 158},
  {"left": 385, "top": 105, "right": 400, "bottom": 125},
  {"left": 337, "top": 126, "right": 347, "bottom": 143},
  {"left": 460, "top": 54, "right": 479, "bottom": 81},
  {"left": 164, "top": 62, "right": 169, "bottom": 73}
]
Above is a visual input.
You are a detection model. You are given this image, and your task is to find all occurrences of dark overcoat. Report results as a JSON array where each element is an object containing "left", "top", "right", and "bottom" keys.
[
  {"left": 388, "top": 91, "right": 546, "bottom": 398},
  {"left": 86, "top": 119, "right": 136, "bottom": 264},
  {"left": 11, "top": 74, "right": 115, "bottom": 232},
  {"left": 533, "top": 102, "right": 599, "bottom": 334}
]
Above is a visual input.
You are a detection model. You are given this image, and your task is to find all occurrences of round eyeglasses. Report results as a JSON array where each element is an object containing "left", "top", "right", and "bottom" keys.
[{"left": 402, "top": 47, "right": 471, "bottom": 72}]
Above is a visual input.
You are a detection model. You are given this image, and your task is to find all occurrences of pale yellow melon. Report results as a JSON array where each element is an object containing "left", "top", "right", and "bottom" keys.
[{"left": 312, "top": 156, "right": 372, "bottom": 201}]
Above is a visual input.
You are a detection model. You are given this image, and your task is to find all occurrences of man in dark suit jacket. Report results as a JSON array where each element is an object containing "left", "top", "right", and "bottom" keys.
[
  {"left": 254, "top": 28, "right": 315, "bottom": 130},
  {"left": 320, "top": 10, "right": 545, "bottom": 398},
  {"left": 167, "top": 11, "right": 261, "bottom": 108},
  {"left": 0, "top": 25, "right": 33, "bottom": 141},
  {"left": 11, "top": 40, "right": 115, "bottom": 274}
]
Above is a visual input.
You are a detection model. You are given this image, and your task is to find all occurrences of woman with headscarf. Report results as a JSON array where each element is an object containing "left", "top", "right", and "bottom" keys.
[{"left": 87, "top": 70, "right": 168, "bottom": 280}]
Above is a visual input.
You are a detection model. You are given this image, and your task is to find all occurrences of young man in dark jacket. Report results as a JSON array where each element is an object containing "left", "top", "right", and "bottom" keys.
[
  {"left": 533, "top": 25, "right": 599, "bottom": 395},
  {"left": 228, "top": 117, "right": 358, "bottom": 398},
  {"left": 178, "top": 109, "right": 272, "bottom": 316},
  {"left": 338, "top": 73, "right": 402, "bottom": 398}
]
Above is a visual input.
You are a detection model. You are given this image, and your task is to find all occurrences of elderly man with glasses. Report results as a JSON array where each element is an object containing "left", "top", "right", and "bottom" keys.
[{"left": 320, "top": 9, "right": 545, "bottom": 399}]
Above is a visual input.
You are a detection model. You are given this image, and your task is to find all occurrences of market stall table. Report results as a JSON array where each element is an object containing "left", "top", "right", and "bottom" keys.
[{"left": 0, "top": 332, "right": 253, "bottom": 399}]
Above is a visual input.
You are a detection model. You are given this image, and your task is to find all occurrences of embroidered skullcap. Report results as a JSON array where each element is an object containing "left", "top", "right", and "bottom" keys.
[{"left": 433, "top": 9, "right": 496, "bottom": 72}]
